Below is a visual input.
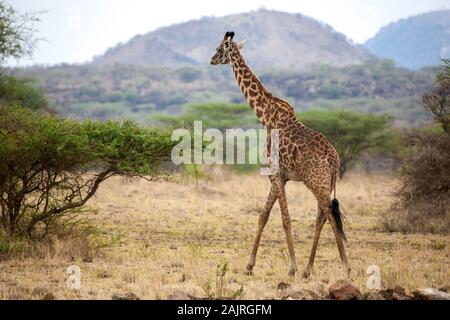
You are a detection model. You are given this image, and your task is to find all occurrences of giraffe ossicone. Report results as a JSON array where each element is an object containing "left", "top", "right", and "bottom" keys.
[{"left": 210, "top": 31, "right": 351, "bottom": 278}]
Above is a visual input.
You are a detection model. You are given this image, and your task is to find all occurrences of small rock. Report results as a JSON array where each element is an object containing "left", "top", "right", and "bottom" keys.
[
  {"left": 285, "top": 289, "right": 321, "bottom": 300},
  {"left": 42, "top": 293, "right": 56, "bottom": 300},
  {"left": 277, "top": 282, "right": 291, "bottom": 291},
  {"left": 83, "top": 257, "right": 93, "bottom": 263},
  {"left": 306, "top": 290, "right": 322, "bottom": 300},
  {"left": 438, "top": 286, "right": 450, "bottom": 293},
  {"left": 365, "top": 286, "right": 411, "bottom": 301},
  {"left": 363, "top": 291, "right": 386, "bottom": 300},
  {"left": 168, "top": 290, "right": 199, "bottom": 300},
  {"left": 413, "top": 288, "right": 450, "bottom": 300},
  {"left": 379, "top": 288, "right": 394, "bottom": 300},
  {"left": 328, "top": 279, "right": 362, "bottom": 300},
  {"left": 392, "top": 286, "right": 410, "bottom": 300},
  {"left": 308, "top": 282, "right": 327, "bottom": 297},
  {"left": 393, "top": 286, "right": 406, "bottom": 295},
  {"left": 111, "top": 292, "right": 140, "bottom": 300}
]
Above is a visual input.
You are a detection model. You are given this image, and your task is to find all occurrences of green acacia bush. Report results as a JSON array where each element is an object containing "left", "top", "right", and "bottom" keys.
[
  {"left": 153, "top": 103, "right": 259, "bottom": 130},
  {"left": 0, "top": 105, "right": 175, "bottom": 239},
  {"left": 0, "top": 1, "right": 39, "bottom": 64},
  {"left": 0, "top": 76, "right": 49, "bottom": 111}
]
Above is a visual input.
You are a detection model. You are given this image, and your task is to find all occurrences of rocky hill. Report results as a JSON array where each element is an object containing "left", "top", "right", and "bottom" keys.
[
  {"left": 365, "top": 10, "right": 450, "bottom": 69},
  {"left": 93, "top": 9, "right": 372, "bottom": 70}
]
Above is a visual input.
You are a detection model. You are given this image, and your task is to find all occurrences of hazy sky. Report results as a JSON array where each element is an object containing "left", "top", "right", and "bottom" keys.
[{"left": 6, "top": 0, "right": 450, "bottom": 66}]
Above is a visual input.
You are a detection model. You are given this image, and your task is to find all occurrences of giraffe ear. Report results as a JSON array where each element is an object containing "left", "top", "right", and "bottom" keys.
[{"left": 237, "top": 40, "right": 246, "bottom": 49}]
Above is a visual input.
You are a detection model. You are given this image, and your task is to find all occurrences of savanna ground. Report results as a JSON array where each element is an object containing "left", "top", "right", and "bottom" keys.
[{"left": 1, "top": 169, "right": 448, "bottom": 299}]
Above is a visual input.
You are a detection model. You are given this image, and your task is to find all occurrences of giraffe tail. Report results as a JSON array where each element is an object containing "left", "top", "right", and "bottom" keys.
[
  {"left": 331, "top": 171, "right": 346, "bottom": 241},
  {"left": 331, "top": 199, "right": 346, "bottom": 241}
]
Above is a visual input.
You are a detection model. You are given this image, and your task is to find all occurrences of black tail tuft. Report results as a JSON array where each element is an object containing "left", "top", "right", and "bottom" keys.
[{"left": 331, "top": 198, "right": 346, "bottom": 241}]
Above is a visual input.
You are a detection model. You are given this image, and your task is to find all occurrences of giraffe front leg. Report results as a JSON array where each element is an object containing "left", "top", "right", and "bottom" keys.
[
  {"left": 270, "top": 176, "right": 297, "bottom": 276},
  {"left": 246, "top": 185, "right": 277, "bottom": 275}
]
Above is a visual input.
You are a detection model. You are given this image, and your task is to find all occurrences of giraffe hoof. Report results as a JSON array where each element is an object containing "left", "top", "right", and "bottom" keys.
[
  {"left": 245, "top": 265, "right": 254, "bottom": 276},
  {"left": 288, "top": 267, "right": 297, "bottom": 277},
  {"left": 302, "top": 265, "right": 313, "bottom": 278},
  {"left": 345, "top": 267, "right": 352, "bottom": 279}
]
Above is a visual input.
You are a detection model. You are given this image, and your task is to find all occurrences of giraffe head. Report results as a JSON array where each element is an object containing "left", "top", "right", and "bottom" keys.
[{"left": 210, "top": 31, "right": 244, "bottom": 65}]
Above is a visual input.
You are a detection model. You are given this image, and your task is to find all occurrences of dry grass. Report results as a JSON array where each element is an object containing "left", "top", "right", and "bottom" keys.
[{"left": 1, "top": 169, "right": 448, "bottom": 300}]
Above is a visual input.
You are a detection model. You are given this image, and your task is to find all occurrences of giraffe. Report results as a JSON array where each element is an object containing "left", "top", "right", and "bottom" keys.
[{"left": 210, "top": 31, "right": 350, "bottom": 278}]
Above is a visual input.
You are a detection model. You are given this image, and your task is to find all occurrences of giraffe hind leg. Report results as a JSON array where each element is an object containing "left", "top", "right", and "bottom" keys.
[
  {"left": 308, "top": 184, "right": 350, "bottom": 278},
  {"left": 327, "top": 203, "right": 351, "bottom": 278},
  {"left": 322, "top": 196, "right": 350, "bottom": 277}
]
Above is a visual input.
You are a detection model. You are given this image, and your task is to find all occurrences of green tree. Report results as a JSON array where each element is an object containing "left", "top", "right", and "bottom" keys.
[
  {"left": 0, "top": 76, "right": 48, "bottom": 111},
  {"left": 153, "top": 103, "right": 260, "bottom": 176},
  {"left": 0, "top": 1, "right": 39, "bottom": 66},
  {"left": 423, "top": 58, "right": 449, "bottom": 134},
  {"left": 153, "top": 103, "right": 258, "bottom": 130},
  {"left": 0, "top": 106, "right": 175, "bottom": 238},
  {"left": 299, "top": 110, "right": 394, "bottom": 178},
  {"left": 0, "top": 2, "right": 47, "bottom": 111}
]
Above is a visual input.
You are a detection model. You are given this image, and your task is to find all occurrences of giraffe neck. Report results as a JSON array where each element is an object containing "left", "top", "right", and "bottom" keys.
[
  {"left": 229, "top": 48, "right": 270, "bottom": 124},
  {"left": 229, "top": 46, "right": 298, "bottom": 128}
]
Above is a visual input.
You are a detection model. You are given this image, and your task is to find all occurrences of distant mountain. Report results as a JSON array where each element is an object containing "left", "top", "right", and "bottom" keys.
[
  {"left": 93, "top": 9, "right": 372, "bottom": 70},
  {"left": 365, "top": 10, "right": 450, "bottom": 69}
]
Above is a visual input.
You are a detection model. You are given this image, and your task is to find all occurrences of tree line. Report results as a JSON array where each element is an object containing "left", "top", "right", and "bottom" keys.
[
  {"left": 153, "top": 103, "right": 400, "bottom": 178},
  {"left": 9, "top": 60, "right": 436, "bottom": 124}
]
